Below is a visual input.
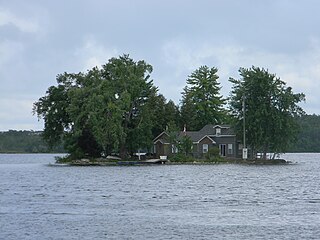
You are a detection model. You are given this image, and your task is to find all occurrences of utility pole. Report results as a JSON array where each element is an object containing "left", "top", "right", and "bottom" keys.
[{"left": 242, "top": 96, "right": 248, "bottom": 160}]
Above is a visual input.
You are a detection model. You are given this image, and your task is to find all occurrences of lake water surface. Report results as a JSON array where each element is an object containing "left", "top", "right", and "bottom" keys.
[{"left": 1, "top": 153, "right": 320, "bottom": 239}]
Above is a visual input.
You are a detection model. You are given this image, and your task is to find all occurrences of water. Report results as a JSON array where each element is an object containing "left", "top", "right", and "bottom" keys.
[{"left": 0, "top": 153, "right": 320, "bottom": 239}]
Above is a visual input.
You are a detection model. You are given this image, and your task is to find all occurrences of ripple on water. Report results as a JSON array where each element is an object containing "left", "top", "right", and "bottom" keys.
[{"left": 1, "top": 153, "right": 320, "bottom": 240}]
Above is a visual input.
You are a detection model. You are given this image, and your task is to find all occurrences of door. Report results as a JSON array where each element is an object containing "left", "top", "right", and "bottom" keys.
[{"left": 219, "top": 144, "right": 226, "bottom": 156}]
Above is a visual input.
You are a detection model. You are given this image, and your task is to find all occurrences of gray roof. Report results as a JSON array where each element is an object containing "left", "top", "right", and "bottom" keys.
[
  {"left": 153, "top": 124, "right": 235, "bottom": 144},
  {"left": 179, "top": 131, "right": 206, "bottom": 143},
  {"left": 199, "top": 124, "right": 235, "bottom": 135},
  {"left": 179, "top": 130, "right": 219, "bottom": 143}
]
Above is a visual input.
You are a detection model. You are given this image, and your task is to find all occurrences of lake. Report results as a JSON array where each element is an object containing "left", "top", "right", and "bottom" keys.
[{"left": 0, "top": 153, "right": 320, "bottom": 239}]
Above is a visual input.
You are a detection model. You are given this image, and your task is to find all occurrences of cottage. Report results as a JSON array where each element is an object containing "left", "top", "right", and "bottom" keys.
[{"left": 153, "top": 124, "right": 241, "bottom": 159}]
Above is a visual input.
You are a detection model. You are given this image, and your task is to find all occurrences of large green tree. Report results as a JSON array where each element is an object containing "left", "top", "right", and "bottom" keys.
[
  {"left": 33, "top": 73, "right": 75, "bottom": 151},
  {"left": 180, "top": 65, "right": 226, "bottom": 130},
  {"left": 229, "top": 66, "right": 305, "bottom": 159},
  {"left": 34, "top": 54, "right": 158, "bottom": 159}
]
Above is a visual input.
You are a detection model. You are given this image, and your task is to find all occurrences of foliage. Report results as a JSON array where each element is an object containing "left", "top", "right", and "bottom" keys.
[
  {"left": 229, "top": 67, "right": 305, "bottom": 159},
  {"left": 0, "top": 130, "right": 65, "bottom": 153},
  {"left": 288, "top": 114, "right": 320, "bottom": 152},
  {"left": 177, "top": 135, "right": 193, "bottom": 156},
  {"left": 204, "top": 147, "right": 221, "bottom": 162},
  {"left": 180, "top": 66, "right": 227, "bottom": 130},
  {"left": 34, "top": 54, "right": 158, "bottom": 159},
  {"left": 33, "top": 55, "right": 316, "bottom": 159},
  {"left": 149, "top": 94, "right": 180, "bottom": 138},
  {"left": 33, "top": 75, "right": 72, "bottom": 148},
  {"left": 169, "top": 153, "right": 195, "bottom": 162}
]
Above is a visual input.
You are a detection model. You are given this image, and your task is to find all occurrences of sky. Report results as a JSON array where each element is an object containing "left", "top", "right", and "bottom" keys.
[{"left": 1, "top": 0, "right": 320, "bottom": 131}]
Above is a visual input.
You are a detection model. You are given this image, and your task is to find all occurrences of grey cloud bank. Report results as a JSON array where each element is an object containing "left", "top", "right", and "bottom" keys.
[{"left": 0, "top": 0, "right": 319, "bottom": 130}]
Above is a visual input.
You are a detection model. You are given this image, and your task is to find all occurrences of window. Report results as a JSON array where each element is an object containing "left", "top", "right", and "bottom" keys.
[
  {"left": 171, "top": 144, "right": 178, "bottom": 153},
  {"left": 216, "top": 128, "right": 221, "bottom": 136},
  {"left": 203, "top": 144, "right": 208, "bottom": 153},
  {"left": 228, "top": 144, "right": 233, "bottom": 154}
]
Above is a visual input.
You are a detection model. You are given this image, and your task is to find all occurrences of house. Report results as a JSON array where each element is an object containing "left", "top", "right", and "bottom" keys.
[{"left": 153, "top": 124, "right": 242, "bottom": 159}]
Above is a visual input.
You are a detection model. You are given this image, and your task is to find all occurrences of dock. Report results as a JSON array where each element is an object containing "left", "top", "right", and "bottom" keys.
[{"left": 117, "top": 158, "right": 167, "bottom": 165}]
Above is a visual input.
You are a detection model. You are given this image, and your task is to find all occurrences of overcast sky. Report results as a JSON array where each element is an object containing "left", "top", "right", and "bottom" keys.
[{"left": 1, "top": 0, "right": 319, "bottom": 130}]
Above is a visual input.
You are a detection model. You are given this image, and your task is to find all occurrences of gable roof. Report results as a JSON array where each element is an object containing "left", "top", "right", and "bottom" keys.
[
  {"left": 180, "top": 131, "right": 202, "bottom": 142},
  {"left": 179, "top": 131, "right": 216, "bottom": 143},
  {"left": 153, "top": 131, "right": 170, "bottom": 143},
  {"left": 199, "top": 124, "right": 235, "bottom": 136},
  {"left": 153, "top": 124, "right": 236, "bottom": 145},
  {"left": 196, "top": 135, "right": 216, "bottom": 144}
]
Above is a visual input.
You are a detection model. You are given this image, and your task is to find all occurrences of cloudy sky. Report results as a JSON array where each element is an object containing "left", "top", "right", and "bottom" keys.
[{"left": 1, "top": 0, "right": 319, "bottom": 130}]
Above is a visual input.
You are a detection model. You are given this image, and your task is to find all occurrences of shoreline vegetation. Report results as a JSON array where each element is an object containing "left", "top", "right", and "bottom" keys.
[
  {"left": 55, "top": 155, "right": 290, "bottom": 166},
  {"left": 0, "top": 130, "right": 65, "bottom": 154}
]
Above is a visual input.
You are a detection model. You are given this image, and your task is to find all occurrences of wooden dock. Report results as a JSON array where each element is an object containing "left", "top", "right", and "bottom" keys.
[{"left": 117, "top": 158, "right": 167, "bottom": 165}]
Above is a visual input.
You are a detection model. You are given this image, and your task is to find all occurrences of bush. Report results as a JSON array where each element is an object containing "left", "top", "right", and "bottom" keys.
[
  {"left": 55, "top": 155, "right": 72, "bottom": 163},
  {"left": 205, "top": 147, "right": 222, "bottom": 162},
  {"left": 170, "top": 153, "right": 195, "bottom": 162}
]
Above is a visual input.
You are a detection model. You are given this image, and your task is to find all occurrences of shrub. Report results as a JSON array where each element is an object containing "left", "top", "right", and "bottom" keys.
[
  {"left": 205, "top": 147, "right": 222, "bottom": 162},
  {"left": 170, "top": 153, "right": 195, "bottom": 162}
]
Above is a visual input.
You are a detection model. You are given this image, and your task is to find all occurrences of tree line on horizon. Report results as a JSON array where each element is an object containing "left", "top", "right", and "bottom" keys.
[
  {"left": 33, "top": 54, "right": 307, "bottom": 159},
  {"left": 0, "top": 130, "right": 65, "bottom": 153}
]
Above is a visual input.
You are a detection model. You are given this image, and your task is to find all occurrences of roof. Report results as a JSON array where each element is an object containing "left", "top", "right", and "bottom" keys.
[
  {"left": 153, "top": 131, "right": 169, "bottom": 142},
  {"left": 179, "top": 131, "right": 216, "bottom": 143},
  {"left": 180, "top": 131, "right": 202, "bottom": 142},
  {"left": 199, "top": 124, "right": 235, "bottom": 136},
  {"left": 153, "top": 124, "right": 236, "bottom": 144}
]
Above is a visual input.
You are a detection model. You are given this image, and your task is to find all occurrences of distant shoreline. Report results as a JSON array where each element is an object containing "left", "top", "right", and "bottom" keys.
[
  {"left": 2, "top": 151, "right": 320, "bottom": 154},
  {"left": 0, "top": 152, "right": 67, "bottom": 154}
]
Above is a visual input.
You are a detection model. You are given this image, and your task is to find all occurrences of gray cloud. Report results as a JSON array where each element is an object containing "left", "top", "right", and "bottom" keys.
[{"left": 0, "top": 0, "right": 319, "bottom": 130}]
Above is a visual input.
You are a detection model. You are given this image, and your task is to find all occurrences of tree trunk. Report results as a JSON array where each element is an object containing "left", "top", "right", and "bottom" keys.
[
  {"left": 263, "top": 144, "right": 268, "bottom": 160},
  {"left": 119, "top": 144, "right": 127, "bottom": 160},
  {"left": 262, "top": 151, "right": 267, "bottom": 160}
]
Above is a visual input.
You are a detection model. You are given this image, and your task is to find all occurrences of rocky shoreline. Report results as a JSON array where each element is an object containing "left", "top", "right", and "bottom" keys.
[{"left": 55, "top": 157, "right": 291, "bottom": 166}]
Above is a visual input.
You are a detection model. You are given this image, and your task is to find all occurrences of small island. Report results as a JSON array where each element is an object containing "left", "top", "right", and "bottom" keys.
[
  {"left": 34, "top": 55, "right": 305, "bottom": 166},
  {"left": 55, "top": 155, "right": 290, "bottom": 166}
]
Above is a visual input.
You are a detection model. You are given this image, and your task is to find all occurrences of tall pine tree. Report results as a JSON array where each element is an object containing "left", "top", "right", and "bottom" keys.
[{"left": 180, "top": 66, "right": 226, "bottom": 130}]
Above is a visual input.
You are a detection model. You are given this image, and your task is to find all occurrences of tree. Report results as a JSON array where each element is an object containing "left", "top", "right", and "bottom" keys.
[
  {"left": 229, "top": 66, "right": 305, "bottom": 159},
  {"left": 98, "top": 55, "right": 157, "bottom": 158},
  {"left": 180, "top": 93, "right": 198, "bottom": 131},
  {"left": 33, "top": 75, "right": 70, "bottom": 147},
  {"left": 150, "top": 94, "right": 180, "bottom": 138},
  {"left": 288, "top": 114, "right": 320, "bottom": 152},
  {"left": 165, "top": 100, "right": 180, "bottom": 129},
  {"left": 180, "top": 65, "right": 226, "bottom": 130},
  {"left": 33, "top": 70, "right": 104, "bottom": 158},
  {"left": 0, "top": 130, "right": 65, "bottom": 153},
  {"left": 34, "top": 54, "right": 158, "bottom": 159},
  {"left": 178, "top": 135, "right": 193, "bottom": 156}
]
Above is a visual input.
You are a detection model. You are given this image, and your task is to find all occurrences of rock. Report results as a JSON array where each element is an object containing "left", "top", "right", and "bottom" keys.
[{"left": 80, "top": 158, "right": 90, "bottom": 163}]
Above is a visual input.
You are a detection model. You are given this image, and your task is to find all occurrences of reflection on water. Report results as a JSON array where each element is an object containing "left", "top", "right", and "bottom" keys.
[{"left": 0, "top": 153, "right": 320, "bottom": 239}]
